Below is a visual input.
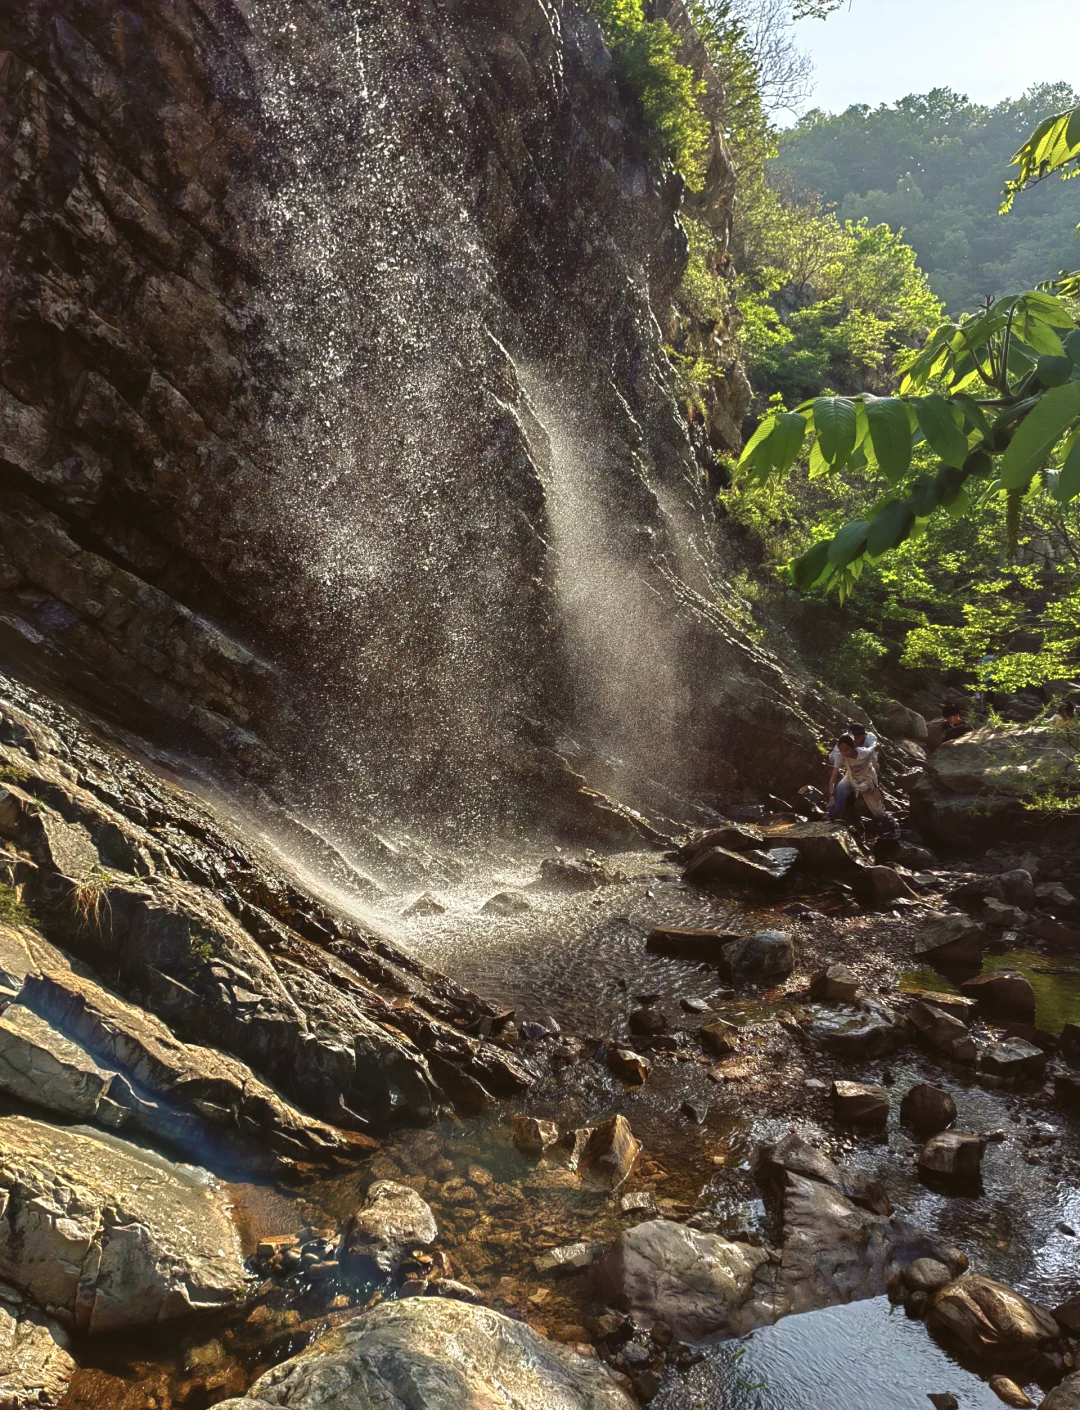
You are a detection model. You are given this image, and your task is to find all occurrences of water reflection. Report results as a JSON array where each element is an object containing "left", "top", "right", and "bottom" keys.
[{"left": 657, "top": 1297, "right": 1025, "bottom": 1410}]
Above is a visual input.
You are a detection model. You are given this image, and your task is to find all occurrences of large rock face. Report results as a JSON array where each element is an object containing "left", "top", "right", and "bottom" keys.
[
  {"left": 0, "top": 1283, "right": 75, "bottom": 1409},
  {"left": 216, "top": 1297, "right": 636, "bottom": 1410},
  {"left": 0, "top": 1113, "right": 247, "bottom": 1335},
  {"left": 0, "top": 0, "right": 822, "bottom": 831}
]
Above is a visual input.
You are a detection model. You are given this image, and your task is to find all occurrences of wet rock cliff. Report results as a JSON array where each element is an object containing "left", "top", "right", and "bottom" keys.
[{"left": 0, "top": 0, "right": 823, "bottom": 847}]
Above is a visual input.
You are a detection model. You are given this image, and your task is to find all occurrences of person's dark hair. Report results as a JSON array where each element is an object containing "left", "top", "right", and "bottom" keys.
[
  {"left": 846, "top": 721, "right": 866, "bottom": 736},
  {"left": 1062, "top": 700, "right": 1077, "bottom": 718},
  {"left": 837, "top": 734, "right": 855, "bottom": 749}
]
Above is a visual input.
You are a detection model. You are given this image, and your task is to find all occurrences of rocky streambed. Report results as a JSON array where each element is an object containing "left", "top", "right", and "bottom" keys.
[{"left": 2, "top": 672, "right": 1080, "bottom": 1410}]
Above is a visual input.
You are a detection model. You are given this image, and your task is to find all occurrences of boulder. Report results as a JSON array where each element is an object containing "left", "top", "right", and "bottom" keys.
[
  {"left": 599, "top": 1220, "right": 770, "bottom": 1342},
  {"left": 646, "top": 926, "right": 735, "bottom": 961},
  {"left": 983, "top": 898, "right": 1024, "bottom": 928},
  {"left": 677, "top": 825, "right": 765, "bottom": 862},
  {"left": 886, "top": 702, "right": 928, "bottom": 740},
  {"left": 571, "top": 1116, "right": 640, "bottom": 1192},
  {"left": 913, "top": 914, "right": 985, "bottom": 966},
  {"left": 538, "top": 857, "right": 626, "bottom": 891},
  {"left": 480, "top": 891, "right": 532, "bottom": 916},
  {"left": 998, "top": 870, "right": 1037, "bottom": 909},
  {"left": 1056, "top": 1071, "right": 1080, "bottom": 1111},
  {"left": 909, "top": 991, "right": 977, "bottom": 1023},
  {"left": 607, "top": 1047, "right": 650, "bottom": 1084},
  {"left": 754, "top": 1132, "right": 892, "bottom": 1216},
  {"left": 1053, "top": 1292, "right": 1080, "bottom": 1335},
  {"left": 683, "top": 847, "right": 786, "bottom": 889},
  {"left": 899, "top": 1083, "right": 956, "bottom": 1134},
  {"left": 987, "top": 1377, "right": 1035, "bottom": 1408},
  {"left": 342, "top": 1182, "right": 438, "bottom": 1279},
  {"left": 946, "top": 874, "right": 1006, "bottom": 906},
  {"left": 534, "top": 1242, "right": 602, "bottom": 1275},
  {"left": 756, "top": 820, "right": 868, "bottom": 871},
  {"left": 0, "top": 1286, "right": 75, "bottom": 1409},
  {"left": 902, "top": 1258, "right": 953, "bottom": 1295},
  {"left": 927, "top": 1274, "right": 1060, "bottom": 1363},
  {"left": 909, "top": 1001, "right": 977, "bottom": 1063},
  {"left": 699, "top": 1019, "right": 739, "bottom": 1055},
  {"left": 216, "top": 1297, "right": 636, "bottom": 1410},
  {"left": 809, "top": 964, "right": 861, "bottom": 1003},
  {"left": 980, "top": 1039, "right": 1047, "bottom": 1083},
  {"left": 831, "top": 1080, "right": 889, "bottom": 1126},
  {"left": 961, "top": 971, "right": 1036, "bottom": 1017},
  {"left": 510, "top": 1115, "right": 559, "bottom": 1156},
  {"left": 1039, "top": 1373, "right": 1080, "bottom": 1409},
  {"left": 1036, "top": 882, "right": 1077, "bottom": 910},
  {"left": 779, "top": 1170, "right": 966, "bottom": 1317},
  {"left": 0, "top": 1113, "right": 246, "bottom": 1334},
  {"left": 401, "top": 893, "right": 446, "bottom": 917},
  {"left": 850, "top": 866, "right": 917, "bottom": 905},
  {"left": 1031, "top": 915, "right": 1080, "bottom": 948},
  {"left": 628, "top": 1007, "right": 666, "bottom": 1036},
  {"left": 811, "top": 1004, "right": 905, "bottom": 1060},
  {"left": 722, "top": 930, "right": 794, "bottom": 985},
  {"left": 918, "top": 1131, "right": 986, "bottom": 1181}
]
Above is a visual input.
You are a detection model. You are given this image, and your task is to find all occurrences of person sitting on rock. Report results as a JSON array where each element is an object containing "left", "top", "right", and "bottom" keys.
[
  {"left": 1051, "top": 700, "right": 1077, "bottom": 726},
  {"left": 827, "top": 735, "right": 889, "bottom": 821},
  {"left": 825, "top": 721, "right": 877, "bottom": 816},
  {"left": 940, "top": 705, "right": 971, "bottom": 742}
]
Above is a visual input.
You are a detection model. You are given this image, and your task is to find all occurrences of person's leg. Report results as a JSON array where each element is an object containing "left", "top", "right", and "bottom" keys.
[
  {"left": 860, "top": 786, "right": 889, "bottom": 819},
  {"left": 828, "top": 777, "right": 851, "bottom": 819}
]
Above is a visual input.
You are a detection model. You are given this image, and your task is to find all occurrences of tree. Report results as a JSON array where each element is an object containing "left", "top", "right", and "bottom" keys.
[{"left": 736, "top": 103, "right": 1080, "bottom": 602}]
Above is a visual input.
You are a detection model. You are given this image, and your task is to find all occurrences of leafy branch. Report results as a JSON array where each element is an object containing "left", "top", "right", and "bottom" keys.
[{"left": 737, "top": 290, "right": 1080, "bottom": 600}]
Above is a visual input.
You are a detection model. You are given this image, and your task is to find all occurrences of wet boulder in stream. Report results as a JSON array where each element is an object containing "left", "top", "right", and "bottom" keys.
[
  {"left": 1039, "top": 1374, "right": 1080, "bottom": 1409},
  {"left": 980, "top": 1038, "right": 1047, "bottom": 1083},
  {"left": 809, "top": 964, "right": 861, "bottom": 1003},
  {"left": 918, "top": 1131, "right": 986, "bottom": 1181},
  {"left": 510, "top": 1114, "right": 559, "bottom": 1155},
  {"left": 722, "top": 930, "right": 795, "bottom": 985},
  {"left": 682, "top": 846, "right": 792, "bottom": 889},
  {"left": 900, "top": 1082, "right": 957, "bottom": 1134},
  {"left": 908, "top": 1001, "right": 977, "bottom": 1063},
  {"left": 217, "top": 1298, "right": 637, "bottom": 1410},
  {"left": 913, "top": 913, "right": 986, "bottom": 966},
  {"left": 831, "top": 1080, "right": 889, "bottom": 1126},
  {"left": 570, "top": 1115, "right": 641, "bottom": 1192},
  {"left": 927, "top": 1274, "right": 1060, "bottom": 1363},
  {"left": 342, "top": 1181, "right": 437, "bottom": 1280},
  {"left": 961, "top": 970, "right": 1036, "bottom": 1018}
]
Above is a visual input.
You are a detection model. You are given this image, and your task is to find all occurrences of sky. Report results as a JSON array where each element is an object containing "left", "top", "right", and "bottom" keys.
[{"left": 788, "top": 0, "right": 1080, "bottom": 121}]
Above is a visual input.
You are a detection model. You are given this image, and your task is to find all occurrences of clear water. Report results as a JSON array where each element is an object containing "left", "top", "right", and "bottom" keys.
[{"left": 657, "top": 1298, "right": 1028, "bottom": 1410}]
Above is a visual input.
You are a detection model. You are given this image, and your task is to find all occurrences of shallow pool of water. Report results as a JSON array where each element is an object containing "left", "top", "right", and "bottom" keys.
[
  {"left": 903, "top": 945, "right": 1080, "bottom": 1034},
  {"left": 657, "top": 1297, "right": 1031, "bottom": 1410}
]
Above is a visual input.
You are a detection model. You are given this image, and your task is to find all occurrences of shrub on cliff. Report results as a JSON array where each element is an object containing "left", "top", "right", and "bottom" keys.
[{"left": 582, "top": 0, "right": 710, "bottom": 189}]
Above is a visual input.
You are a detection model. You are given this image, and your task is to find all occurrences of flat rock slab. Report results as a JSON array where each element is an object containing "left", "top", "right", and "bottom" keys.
[
  {"left": 0, "top": 1113, "right": 246, "bottom": 1334},
  {"left": 682, "top": 846, "right": 788, "bottom": 889},
  {"left": 216, "top": 1297, "right": 636, "bottom": 1410},
  {"left": 757, "top": 821, "right": 868, "bottom": 871},
  {"left": 646, "top": 927, "right": 736, "bottom": 961},
  {"left": 980, "top": 1039, "right": 1047, "bottom": 1083},
  {"left": 0, "top": 1286, "right": 75, "bottom": 1409}
]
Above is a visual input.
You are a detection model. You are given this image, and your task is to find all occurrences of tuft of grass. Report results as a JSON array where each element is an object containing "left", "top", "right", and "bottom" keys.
[
  {"left": 70, "top": 863, "right": 112, "bottom": 934},
  {"left": 0, "top": 883, "right": 39, "bottom": 930},
  {"left": 0, "top": 763, "right": 29, "bottom": 786}
]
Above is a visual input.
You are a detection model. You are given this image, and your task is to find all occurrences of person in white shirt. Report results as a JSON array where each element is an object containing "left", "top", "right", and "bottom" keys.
[
  {"left": 826, "top": 722, "right": 877, "bottom": 817},
  {"left": 827, "top": 734, "right": 888, "bottom": 820}
]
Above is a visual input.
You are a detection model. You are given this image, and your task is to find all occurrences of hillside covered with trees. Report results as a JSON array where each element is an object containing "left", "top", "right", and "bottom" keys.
[{"left": 773, "top": 85, "right": 1080, "bottom": 314}]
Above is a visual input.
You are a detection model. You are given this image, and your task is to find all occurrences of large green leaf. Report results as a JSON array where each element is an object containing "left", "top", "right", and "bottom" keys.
[
  {"left": 953, "top": 393, "right": 993, "bottom": 442},
  {"left": 1000, "top": 381, "right": 1080, "bottom": 489},
  {"left": 907, "top": 478, "right": 944, "bottom": 517},
  {"left": 812, "top": 397, "right": 858, "bottom": 466},
  {"left": 863, "top": 397, "right": 912, "bottom": 483},
  {"left": 1035, "top": 355, "right": 1075, "bottom": 388},
  {"left": 765, "top": 412, "right": 808, "bottom": 473},
  {"left": 1055, "top": 436, "right": 1080, "bottom": 503},
  {"left": 738, "top": 414, "right": 775, "bottom": 469},
  {"left": 915, "top": 395, "right": 969, "bottom": 469},
  {"left": 826, "top": 520, "right": 871, "bottom": 568},
  {"left": 1064, "top": 328, "right": 1080, "bottom": 367},
  {"left": 791, "top": 540, "right": 831, "bottom": 591},
  {"left": 866, "top": 500, "right": 915, "bottom": 557}
]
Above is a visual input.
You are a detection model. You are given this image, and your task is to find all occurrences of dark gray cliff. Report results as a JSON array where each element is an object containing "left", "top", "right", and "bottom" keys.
[{"left": 0, "top": 0, "right": 824, "bottom": 842}]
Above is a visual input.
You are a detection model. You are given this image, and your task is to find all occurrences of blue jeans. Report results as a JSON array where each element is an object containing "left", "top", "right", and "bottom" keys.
[{"left": 828, "top": 778, "right": 852, "bottom": 819}]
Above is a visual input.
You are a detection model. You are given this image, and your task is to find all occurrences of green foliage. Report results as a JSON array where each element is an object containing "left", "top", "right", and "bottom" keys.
[
  {"left": 582, "top": 0, "right": 710, "bottom": 188},
  {"left": 774, "top": 85, "right": 1080, "bottom": 314},
  {"left": 740, "top": 289, "right": 1080, "bottom": 601},
  {"left": 0, "top": 883, "right": 37, "bottom": 931},
  {"left": 0, "top": 763, "right": 29, "bottom": 785}
]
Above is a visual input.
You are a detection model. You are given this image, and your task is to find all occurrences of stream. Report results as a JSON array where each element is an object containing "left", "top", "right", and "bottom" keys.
[{"left": 58, "top": 848, "right": 1080, "bottom": 1410}]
